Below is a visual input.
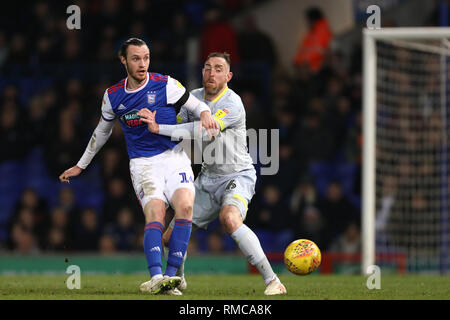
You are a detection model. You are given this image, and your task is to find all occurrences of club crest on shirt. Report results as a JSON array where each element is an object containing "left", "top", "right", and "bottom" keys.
[{"left": 147, "top": 94, "right": 156, "bottom": 105}]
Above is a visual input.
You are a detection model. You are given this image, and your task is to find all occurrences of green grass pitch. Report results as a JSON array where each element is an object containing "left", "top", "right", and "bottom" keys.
[{"left": 0, "top": 274, "right": 449, "bottom": 300}]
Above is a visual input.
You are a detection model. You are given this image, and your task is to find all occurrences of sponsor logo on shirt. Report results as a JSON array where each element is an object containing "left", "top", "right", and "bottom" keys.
[{"left": 120, "top": 109, "right": 145, "bottom": 128}]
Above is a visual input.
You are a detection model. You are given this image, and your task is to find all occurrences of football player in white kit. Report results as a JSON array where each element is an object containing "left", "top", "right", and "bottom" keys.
[
  {"left": 138, "top": 52, "right": 287, "bottom": 295},
  {"left": 59, "top": 38, "right": 218, "bottom": 295}
]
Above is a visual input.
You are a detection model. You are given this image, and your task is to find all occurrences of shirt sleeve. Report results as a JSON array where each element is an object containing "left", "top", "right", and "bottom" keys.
[
  {"left": 166, "top": 76, "right": 210, "bottom": 118},
  {"left": 176, "top": 106, "right": 190, "bottom": 124},
  {"left": 158, "top": 100, "right": 242, "bottom": 138},
  {"left": 101, "top": 90, "right": 116, "bottom": 122},
  {"left": 166, "top": 76, "right": 187, "bottom": 105},
  {"left": 211, "top": 102, "right": 242, "bottom": 131},
  {"left": 76, "top": 94, "right": 115, "bottom": 169},
  {"left": 158, "top": 121, "right": 213, "bottom": 141}
]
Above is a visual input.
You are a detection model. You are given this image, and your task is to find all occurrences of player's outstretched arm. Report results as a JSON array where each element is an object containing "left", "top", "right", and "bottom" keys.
[
  {"left": 138, "top": 108, "right": 218, "bottom": 140},
  {"left": 166, "top": 77, "right": 217, "bottom": 133},
  {"left": 182, "top": 94, "right": 218, "bottom": 134},
  {"left": 59, "top": 117, "right": 114, "bottom": 183}
]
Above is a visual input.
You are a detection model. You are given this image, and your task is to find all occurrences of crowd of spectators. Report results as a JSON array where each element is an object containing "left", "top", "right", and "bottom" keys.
[{"left": 0, "top": 1, "right": 363, "bottom": 256}]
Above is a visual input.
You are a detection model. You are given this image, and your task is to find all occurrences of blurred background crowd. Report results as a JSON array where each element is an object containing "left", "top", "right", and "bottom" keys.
[{"left": 0, "top": 0, "right": 442, "bottom": 257}]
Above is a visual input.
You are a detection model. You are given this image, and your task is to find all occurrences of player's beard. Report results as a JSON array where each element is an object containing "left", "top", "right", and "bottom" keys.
[
  {"left": 126, "top": 63, "right": 147, "bottom": 84},
  {"left": 203, "top": 78, "right": 225, "bottom": 96}
]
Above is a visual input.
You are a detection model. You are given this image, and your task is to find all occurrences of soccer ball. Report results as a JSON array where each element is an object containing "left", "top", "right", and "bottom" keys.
[{"left": 284, "top": 239, "right": 321, "bottom": 275}]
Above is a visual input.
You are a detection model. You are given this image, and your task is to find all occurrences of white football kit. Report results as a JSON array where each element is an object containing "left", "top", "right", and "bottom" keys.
[
  {"left": 157, "top": 85, "right": 286, "bottom": 293},
  {"left": 158, "top": 86, "right": 256, "bottom": 227}
]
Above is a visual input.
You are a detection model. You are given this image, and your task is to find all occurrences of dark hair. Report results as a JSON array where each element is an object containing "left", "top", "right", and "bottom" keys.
[
  {"left": 118, "top": 38, "right": 147, "bottom": 58},
  {"left": 205, "top": 52, "right": 231, "bottom": 68}
]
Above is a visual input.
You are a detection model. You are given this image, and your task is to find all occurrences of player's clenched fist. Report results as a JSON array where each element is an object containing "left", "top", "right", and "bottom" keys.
[
  {"left": 59, "top": 166, "right": 83, "bottom": 183},
  {"left": 200, "top": 110, "right": 218, "bottom": 130},
  {"left": 137, "top": 108, "right": 159, "bottom": 133},
  {"left": 200, "top": 110, "right": 219, "bottom": 138}
]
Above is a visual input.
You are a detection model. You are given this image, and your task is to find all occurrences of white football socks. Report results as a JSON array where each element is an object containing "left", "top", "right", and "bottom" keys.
[
  {"left": 166, "top": 224, "right": 276, "bottom": 285},
  {"left": 231, "top": 224, "right": 277, "bottom": 286}
]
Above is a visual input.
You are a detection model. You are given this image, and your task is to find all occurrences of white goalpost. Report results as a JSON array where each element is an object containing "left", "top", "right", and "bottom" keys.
[{"left": 362, "top": 27, "right": 450, "bottom": 274}]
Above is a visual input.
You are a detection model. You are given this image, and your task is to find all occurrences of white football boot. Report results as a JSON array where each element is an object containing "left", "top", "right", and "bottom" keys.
[
  {"left": 264, "top": 277, "right": 287, "bottom": 295},
  {"left": 177, "top": 275, "right": 187, "bottom": 291},
  {"left": 164, "top": 275, "right": 186, "bottom": 295},
  {"left": 140, "top": 275, "right": 182, "bottom": 294},
  {"left": 165, "top": 288, "right": 183, "bottom": 296}
]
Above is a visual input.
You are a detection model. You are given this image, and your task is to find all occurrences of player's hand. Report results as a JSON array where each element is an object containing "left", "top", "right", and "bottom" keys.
[
  {"left": 137, "top": 108, "right": 159, "bottom": 133},
  {"left": 200, "top": 110, "right": 219, "bottom": 138},
  {"left": 59, "top": 166, "right": 83, "bottom": 183}
]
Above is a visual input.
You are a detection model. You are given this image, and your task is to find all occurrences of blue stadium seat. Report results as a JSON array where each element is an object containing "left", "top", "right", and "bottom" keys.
[
  {"left": 254, "top": 229, "right": 277, "bottom": 252},
  {"left": 336, "top": 163, "right": 358, "bottom": 193},
  {"left": 222, "top": 234, "right": 237, "bottom": 252},
  {"left": 0, "top": 190, "right": 20, "bottom": 243},
  {"left": 308, "top": 160, "right": 362, "bottom": 213},
  {"left": 0, "top": 228, "right": 8, "bottom": 243},
  {"left": 21, "top": 147, "right": 62, "bottom": 206},
  {"left": 309, "top": 161, "right": 359, "bottom": 197},
  {"left": 0, "top": 193, "right": 19, "bottom": 220},
  {"left": 19, "top": 78, "right": 53, "bottom": 108},
  {"left": 308, "top": 162, "right": 334, "bottom": 198},
  {"left": 274, "top": 230, "right": 294, "bottom": 251},
  {"left": 64, "top": 164, "right": 104, "bottom": 213},
  {"left": 194, "top": 228, "right": 209, "bottom": 252},
  {"left": 0, "top": 161, "right": 24, "bottom": 193}
]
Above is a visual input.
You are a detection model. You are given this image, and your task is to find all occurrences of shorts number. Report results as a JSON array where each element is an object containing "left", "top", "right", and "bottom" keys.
[{"left": 179, "top": 172, "right": 188, "bottom": 183}]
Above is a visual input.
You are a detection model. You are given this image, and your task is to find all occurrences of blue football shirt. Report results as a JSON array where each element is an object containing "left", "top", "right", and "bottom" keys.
[{"left": 101, "top": 72, "right": 186, "bottom": 159}]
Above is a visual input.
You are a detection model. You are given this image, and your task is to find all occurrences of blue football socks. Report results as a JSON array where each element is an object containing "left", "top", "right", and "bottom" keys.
[
  {"left": 165, "top": 219, "right": 192, "bottom": 277},
  {"left": 143, "top": 221, "right": 164, "bottom": 277}
]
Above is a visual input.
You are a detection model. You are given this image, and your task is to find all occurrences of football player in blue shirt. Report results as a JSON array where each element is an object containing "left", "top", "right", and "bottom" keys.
[{"left": 59, "top": 38, "right": 218, "bottom": 295}]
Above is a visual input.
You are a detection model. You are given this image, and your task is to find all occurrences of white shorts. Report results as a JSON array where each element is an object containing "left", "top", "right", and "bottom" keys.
[{"left": 129, "top": 147, "right": 195, "bottom": 210}]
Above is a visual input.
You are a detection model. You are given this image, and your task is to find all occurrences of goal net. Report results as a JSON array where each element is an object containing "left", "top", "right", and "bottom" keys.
[{"left": 362, "top": 28, "right": 450, "bottom": 274}]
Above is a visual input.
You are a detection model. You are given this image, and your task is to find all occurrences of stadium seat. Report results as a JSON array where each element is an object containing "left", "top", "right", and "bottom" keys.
[
  {"left": 274, "top": 230, "right": 294, "bottom": 251},
  {"left": 308, "top": 162, "right": 334, "bottom": 198},
  {"left": 253, "top": 229, "right": 277, "bottom": 252},
  {"left": 68, "top": 164, "right": 104, "bottom": 212},
  {"left": 308, "top": 161, "right": 359, "bottom": 200},
  {"left": 19, "top": 78, "right": 53, "bottom": 107},
  {"left": 194, "top": 228, "right": 209, "bottom": 252},
  {"left": 0, "top": 191, "right": 19, "bottom": 243},
  {"left": 0, "top": 160, "right": 24, "bottom": 192},
  {"left": 222, "top": 234, "right": 237, "bottom": 252}
]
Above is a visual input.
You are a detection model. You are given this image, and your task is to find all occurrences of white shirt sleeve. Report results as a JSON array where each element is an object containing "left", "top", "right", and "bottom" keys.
[
  {"left": 159, "top": 121, "right": 213, "bottom": 140},
  {"left": 101, "top": 90, "right": 116, "bottom": 121},
  {"left": 76, "top": 92, "right": 115, "bottom": 169},
  {"left": 166, "top": 76, "right": 186, "bottom": 105},
  {"left": 166, "top": 76, "right": 210, "bottom": 118}
]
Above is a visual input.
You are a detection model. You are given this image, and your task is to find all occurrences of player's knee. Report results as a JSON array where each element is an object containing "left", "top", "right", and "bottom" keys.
[
  {"left": 175, "top": 203, "right": 193, "bottom": 219},
  {"left": 220, "top": 207, "right": 242, "bottom": 234},
  {"left": 143, "top": 200, "right": 166, "bottom": 224},
  {"left": 171, "top": 189, "right": 194, "bottom": 219}
]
